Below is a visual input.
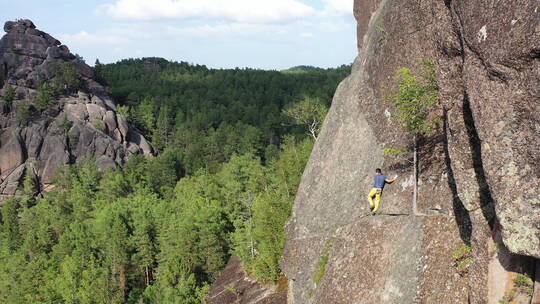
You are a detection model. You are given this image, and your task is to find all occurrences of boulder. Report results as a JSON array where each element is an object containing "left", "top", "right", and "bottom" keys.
[
  {"left": 25, "top": 28, "right": 41, "bottom": 37},
  {"left": 94, "top": 136, "right": 111, "bottom": 157},
  {"left": 117, "top": 115, "right": 129, "bottom": 139},
  {"left": 65, "top": 103, "right": 89, "bottom": 121},
  {"left": 57, "top": 45, "right": 75, "bottom": 60},
  {"left": 95, "top": 155, "right": 117, "bottom": 170},
  {"left": 102, "top": 97, "right": 116, "bottom": 111},
  {"left": 3, "top": 19, "right": 35, "bottom": 34},
  {"left": 76, "top": 127, "right": 96, "bottom": 157},
  {"left": 86, "top": 104, "right": 105, "bottom": 121},
  {"left": 0, "top": 164, "right": 25, "bottom": 195},
  {"left": 18, "top": 19, "right": 35, "bottom": 30},
  {"left": 103, "top": 111, "right": 117, "bottom": 132},
  {"left": 35, "top": 58, "right": 57, "bottom": 80},
  {"left": 90, "top": 95, "right": 105, "bottom": 106},
  {"left": 39, "top": 138, "right": 70, "bottom": 183},
  {"left": 3, "top": 21, "right": 15, "bottom": 33},
  {"left": 0, "top": 130, "right": 25, "bottom": 178},
  {"left": 41, "top": 33, "right": 60, "bottom": 46},
  {"left": 26, "top": 130, "right": 44, "bottom": 158},
  {"left": 113, "top": 129, "right": 123, "bottom": 142},
  {"left": 85, "top": 79, "right": 107, "bottom": 96},
  {"left": 73, "top": 59, "right": 94, "bottom": 78},
  {"left": 127, "top": 129, "right": 153, "bottom": 156},
  {"left": 45, "top": 46, "right": 61, "bottom": 59}
]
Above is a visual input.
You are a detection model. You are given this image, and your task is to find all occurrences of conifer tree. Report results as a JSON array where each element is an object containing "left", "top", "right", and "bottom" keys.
[
  {"left": 152, "top": 105, "right": 171, "bottom": 152},
  {"left": 3, "top": 84, "right": 15, "bottom": 112},
  {"left": 20, "top": 170, "right": 38, "bottom": 208},
  {"left": 1, "top": 198, "right": 21, "bottom": 251}
]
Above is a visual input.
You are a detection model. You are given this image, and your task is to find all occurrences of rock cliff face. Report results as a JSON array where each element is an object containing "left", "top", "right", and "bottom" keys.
[
  {"left": 0, "top": 20, "right": 152, "bottom": 200},
  {"left": 282, "top": 0, "right": 540, "bottom": 303},
  {"left": 206, "top": 256, "right": 287, "bottom": 304}
]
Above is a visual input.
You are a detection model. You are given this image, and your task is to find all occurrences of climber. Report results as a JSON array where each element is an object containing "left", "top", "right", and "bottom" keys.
[{"left": 367, "top": 168, "right": 395, "bottom": 214}]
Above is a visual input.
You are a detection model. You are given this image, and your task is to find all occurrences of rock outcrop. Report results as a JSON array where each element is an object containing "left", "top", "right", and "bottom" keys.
[
  {"left": 282, "top": 0, "right": 539, "bottom": 303},
  {"left": 0, "top": 19, "right": 152, "bottom": 200},
  {"left": 206, "top": 256, "right": 287, "bottom": 304}
]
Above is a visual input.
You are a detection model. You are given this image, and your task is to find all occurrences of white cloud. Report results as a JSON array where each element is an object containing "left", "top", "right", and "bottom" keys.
[
  {"left": 57, "top": 0, "right": 356, "bottom": 68},
  {"left": 56, "top": 22, "right": 286, "bottom": 58},
  {"left": 317, "top": 21, "right": 351, "bottom": 32},
  {"left": 61, "top": 23, "right": 282, "bottom": 43},
  {"left": 97, "top": 0, "right": 315, "bottom": 24},
  {"left": 57, "top": 31, "right": 131, "bottom": 45},
  {"left": 320, "top": 0, "right": 353, "bottom": 16},
  {"left": 162, "top": 23, "right": 274, "bottom": 37}
]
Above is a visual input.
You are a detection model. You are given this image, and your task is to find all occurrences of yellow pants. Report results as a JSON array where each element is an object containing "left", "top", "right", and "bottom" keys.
[{"left": 367, "top": 188, "right": 382, "bottom": 212}]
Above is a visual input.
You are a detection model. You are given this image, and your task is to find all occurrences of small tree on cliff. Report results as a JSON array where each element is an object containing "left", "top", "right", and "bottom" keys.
[
  {"left": 20, "top": 170, "right": 38, "bottom": 208},
  {"left": 282, "top": 96, "right": 328, "bottom": 140},
  {"left": 35, "top": 80, "right": 55, "bottom": 112},
  {"left": 386, "top": 60, "right": 440, "bottom": 215},
  {"left": 3, "top": 84, "right": 16, "bottom": 112}
]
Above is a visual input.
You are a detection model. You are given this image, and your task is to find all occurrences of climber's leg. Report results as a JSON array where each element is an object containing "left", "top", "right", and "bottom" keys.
[
  {"left": 372, "top": 190, "right": 382, "bottom": 213},
  {"left": 367, "top": 188, "right": 377, "bottom": 209}
]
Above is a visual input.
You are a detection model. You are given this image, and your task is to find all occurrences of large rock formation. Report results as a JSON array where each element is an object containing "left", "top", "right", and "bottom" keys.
[
  {"left": 0, "top": 20, "right": 152, "bottom": 200},
  {"left": 282, "top": 0, "right": 539, "bottom": 303}
]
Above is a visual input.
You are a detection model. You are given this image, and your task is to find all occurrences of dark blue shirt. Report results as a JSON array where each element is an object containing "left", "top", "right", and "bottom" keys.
[{"left": 373, "top": 174, "right": 387, "bottom": 189}]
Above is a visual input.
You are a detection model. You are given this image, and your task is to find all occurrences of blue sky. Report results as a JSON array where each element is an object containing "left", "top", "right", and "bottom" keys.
[{"left": 0, "top": 0, "right": 357, "bottom": 69}]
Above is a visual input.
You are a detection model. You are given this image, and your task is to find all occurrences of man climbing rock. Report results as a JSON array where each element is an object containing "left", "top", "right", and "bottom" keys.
[{"left": 367, "top": 168, "right": 395, "bottom": 215}]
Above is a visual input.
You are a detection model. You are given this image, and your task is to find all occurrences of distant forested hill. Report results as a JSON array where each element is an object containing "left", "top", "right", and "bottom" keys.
[
  {"left": 282, "top": 65, "right": 320, "bottom": 72},
  {"left": 0, "top": 57, "right": 350, "bottom": 303},
  {"left": 96, "top": 58, "right": 350, "bottom": 169}
]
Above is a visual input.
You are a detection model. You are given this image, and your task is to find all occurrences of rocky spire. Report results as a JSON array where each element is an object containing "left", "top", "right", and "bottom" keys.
[{"left": 0, "top": 19, "right": 153, "bottom": 200}]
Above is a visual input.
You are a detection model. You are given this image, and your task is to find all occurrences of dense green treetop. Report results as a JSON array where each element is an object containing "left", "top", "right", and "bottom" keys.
[{"left": 97, "top": 58, "right": 349, "bottom": 172}]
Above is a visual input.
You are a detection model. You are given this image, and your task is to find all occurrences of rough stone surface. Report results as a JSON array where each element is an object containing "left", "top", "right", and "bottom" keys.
[
  {"left": 353, "top": 0, "right": 381, "bottom": 50},
  {"left": 450, "top": 0, "right": 540, "bottom": 260},
  {"left": 0, "top": 20, "right": 153, "bottom": 198},
  {"left": 486, "top": 227, "right": 536, "bottom": 304},
  {"left": 291, "top": 215, "right": 469, "bottom": 304},
  {"left": 282, "top": 0, "right": 540, "bottom": 303},
  {"left": 0, "top": 129, "right": 25, "bottom": 178},
  {"left": 206, "top": 256, "right": 286, "bottom": 304}
]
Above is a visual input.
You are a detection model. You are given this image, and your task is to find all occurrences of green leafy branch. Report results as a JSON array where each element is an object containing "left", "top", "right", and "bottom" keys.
[
  {"left": 385, "top": 60, "right": 440, "bottom": 136},
  {"left": 384, "top": 60, "right": 440, "bottom": 215}
]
